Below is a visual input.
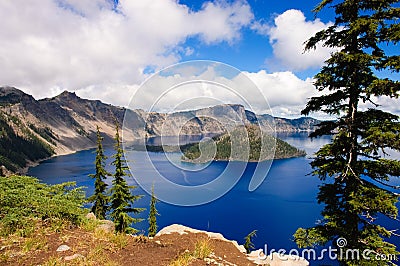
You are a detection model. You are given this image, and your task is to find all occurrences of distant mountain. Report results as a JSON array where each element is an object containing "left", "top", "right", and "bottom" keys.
[
  {"left": 0, "top": 87, "right": 320, "bottom": 172},
  {"left": 145, "top": 104, "right": 320, "bottom": 136}
]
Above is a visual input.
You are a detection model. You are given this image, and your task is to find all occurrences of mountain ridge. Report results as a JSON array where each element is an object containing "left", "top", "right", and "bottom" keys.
[{"left": 0, "top": 86, "right": 320, "bottom": 172}]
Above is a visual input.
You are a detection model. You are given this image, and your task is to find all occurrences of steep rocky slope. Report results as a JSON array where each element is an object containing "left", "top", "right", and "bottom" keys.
[
  {"left": 0, "top": 87, "right": 146, "bottom": 154},
  {"left": 0, "top": 87, "right": 320, "bottom": 172}
]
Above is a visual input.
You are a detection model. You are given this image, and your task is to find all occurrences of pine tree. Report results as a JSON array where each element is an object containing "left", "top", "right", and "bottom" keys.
[
  {"left": 109, "top": 122, "right": 144, "bottom": 234},
  {"left": 87, "top": 125, "right": 109, "bottom": 220},
  {"left": 148, "top": 184, "right": 159, "bottom": 237},
  {"left": 294, "top": 1, "right": 400, "bottom": 265}
]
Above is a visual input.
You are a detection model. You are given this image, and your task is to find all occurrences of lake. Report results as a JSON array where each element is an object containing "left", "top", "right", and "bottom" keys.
[{"left": 28, "top": 133, "right": 399, "bottom": 265}]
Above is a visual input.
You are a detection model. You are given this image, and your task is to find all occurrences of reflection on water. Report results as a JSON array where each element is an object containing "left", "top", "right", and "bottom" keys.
[
  {"left": 276, "top": 132, "right": 331, "bottom": 156},
  {"left": 145, "top": 133, "right": 220, "bottom": 146}
]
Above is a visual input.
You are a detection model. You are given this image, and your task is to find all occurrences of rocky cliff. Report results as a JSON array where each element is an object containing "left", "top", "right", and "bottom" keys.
[{"left": 0, "top": 87, "right": 320, "bottom": 172}]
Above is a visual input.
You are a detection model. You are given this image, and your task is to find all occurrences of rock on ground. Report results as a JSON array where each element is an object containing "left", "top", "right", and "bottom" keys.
[
  {"left": 64, "top": 254, "right": 84, "bottom": 261},
  {"left": 56, "top": 244, "right": 70, "bottom": 252},
  {"left": 97, "top": 220, "right": 115, "bottom": 233},
  {"left": 85, "top": 212, "right": 96, "bottom": 220},
  {"left": 157, "top": 224, "right": 309, "bottom": 266},
  {"left": 157, "top": 224, "right": 246, "bottom": 253}
]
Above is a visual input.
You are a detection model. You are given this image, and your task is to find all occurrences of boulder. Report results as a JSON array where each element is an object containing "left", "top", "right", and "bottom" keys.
[
  {"left": 157, "top": 224, "right": 245, "bottom": 254},
  {"left": 86, "top": 212, "right": 96, "bottom": 220},
  {"left": 157, "top": 224, "right": 309, "bottom": 266},
  {"left": 97, "top": 220, "right": 115, "bottom": 233}
]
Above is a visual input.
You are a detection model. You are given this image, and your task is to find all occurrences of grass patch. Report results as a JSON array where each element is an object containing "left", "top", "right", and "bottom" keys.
[
  {"left": 22, "top": 236, "right": 48, "bottom": 253},
  {"left": 93, "top": 227, "right": 112, "bottom": 240},
  {"left": 169, "top": 238, "right": 213, "bottom": 266},
  {"left": 169, "top": 250, "right": 193, "bottom": 266},
  {"left": 110, "top": 233, "right": 128, "bottom": 249},
  {"left": 42, "top": 243, "right": 119, "bottom": 266},
  {"left": 0, "top": 250, "right": 12, "bottom": 263},
  {"left": 193, "top": 238, "right": 213, "bottom": 259},
  {"left": 84, "top": 243, "right": 119, "bottom": 266},
  {"left": 80, "top": 218, "right": 101, "bottom": 232},
  {"left": 92, "top": 228, "right": 129, "bottom": 251},
  {"left": 42, "top": 256, "right": 65, "bottom": 266}
]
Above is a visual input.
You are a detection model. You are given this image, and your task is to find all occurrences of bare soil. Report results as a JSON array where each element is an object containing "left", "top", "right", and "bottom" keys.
[{"left": 0, "top": 226, "right": 256, "bottom": 266}]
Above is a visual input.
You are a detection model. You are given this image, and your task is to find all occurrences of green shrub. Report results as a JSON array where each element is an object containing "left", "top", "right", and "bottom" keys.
[
  {"left": 244, "top": 229, "right": 257, "bottom": 254},
  {"left": 0, "top": 175, "right": 86, "bottom": 236}
]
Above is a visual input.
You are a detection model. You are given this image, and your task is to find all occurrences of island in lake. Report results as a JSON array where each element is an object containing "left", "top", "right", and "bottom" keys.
[
  {"left": 181, "top": 124, "right": 306, "bottom": 163},
  {"left": 130, "top": 124, "right": 306, "bottom": 163}
]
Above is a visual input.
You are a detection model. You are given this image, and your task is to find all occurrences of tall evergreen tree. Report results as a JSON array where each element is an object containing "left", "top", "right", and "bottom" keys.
[
  {"left": 87, "top": 125, "right": 109, "bottom": 219},
  {"left": 148, "top": 184, "right": 159, "bottom": 237},
  {"left": 294, "top": 1, "right": 400, "bottom": 265},
  {"left": 110, "top": 122, "right": 144, "bottom": 234}
]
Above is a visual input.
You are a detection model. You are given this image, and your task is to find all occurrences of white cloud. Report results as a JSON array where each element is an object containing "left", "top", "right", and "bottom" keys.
[
  {"left": 250, "top": 20, "right": 270, "bottom": 35},
  {"left": 359, "top": 96, "right": 400, "bottom": 117},
  {"left": 0, "top": 0, "right": 253, "bottom": 106},
  {"left": 0, "top": 2, "right": 341, "bottom": 119},
  {"left": 122, "top": 62, "right": 318, "bottom": 118},
  {"left": 243, "top": 70, "right": 317, "bottom": 117},
  {"left": 266, "top": 9, "right": 335, "bottom": 71},
  {"left": 185, "top": 47, "right": 195, "bottom": 56}
]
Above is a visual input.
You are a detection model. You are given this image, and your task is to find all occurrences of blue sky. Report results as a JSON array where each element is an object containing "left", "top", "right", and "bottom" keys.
[
  {"left": 168, "top": 0, "right": 337, "bottom": 79},
  {"left": 0, "top": 0, "right": 398, "bottom": 118},
  {"left": 178, "top": 0, "right": 333, "bottom": 73}
]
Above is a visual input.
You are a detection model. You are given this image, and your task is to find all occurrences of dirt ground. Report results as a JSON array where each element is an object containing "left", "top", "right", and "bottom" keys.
[{"left": 0, "top": 225, "right": 256, "bottom": 266}]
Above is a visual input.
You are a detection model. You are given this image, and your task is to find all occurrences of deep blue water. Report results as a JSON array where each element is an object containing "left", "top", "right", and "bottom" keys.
[{"left": 27, "top": 133, "right": 399, "bottom": 265}]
